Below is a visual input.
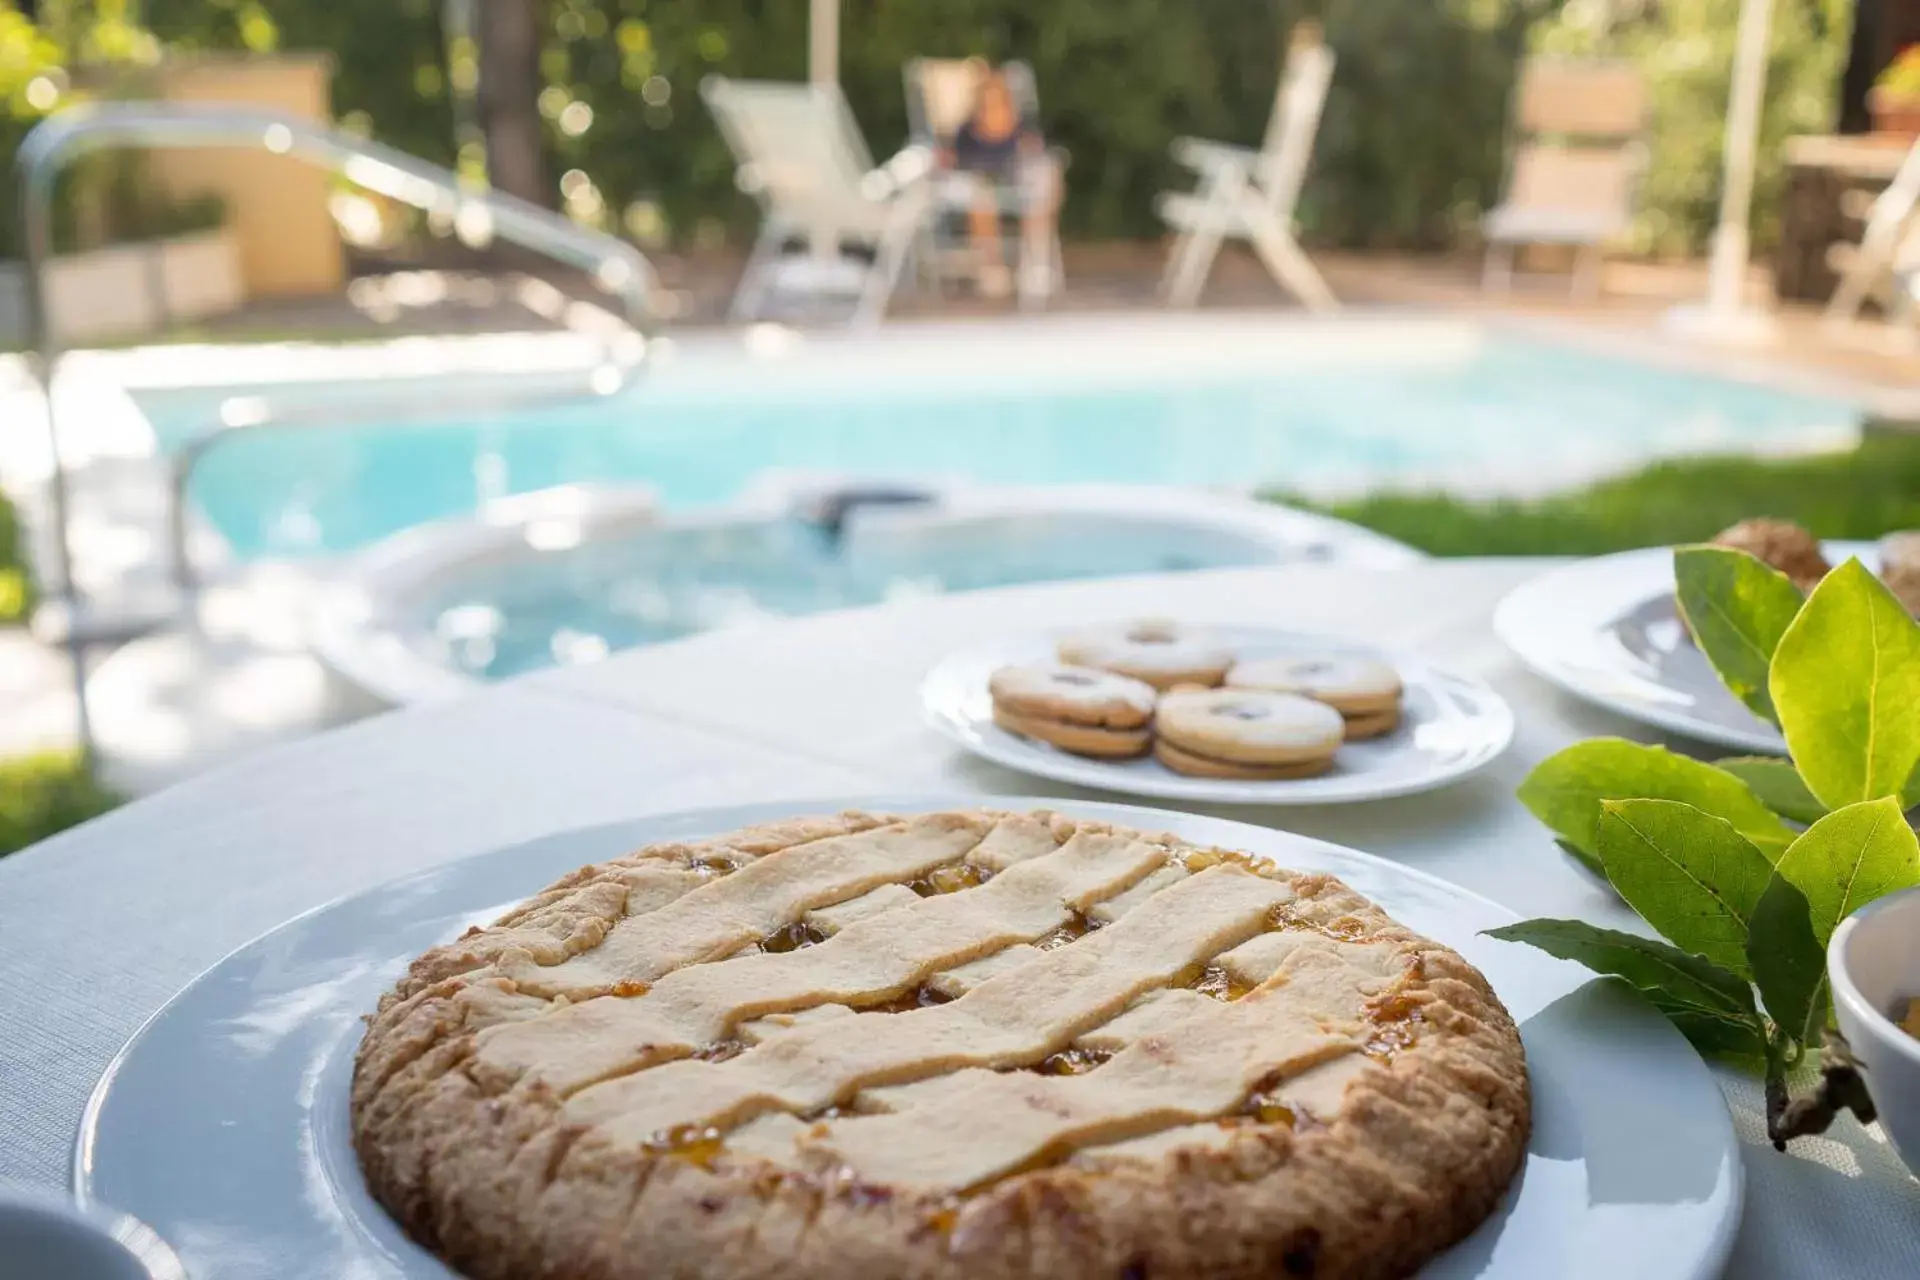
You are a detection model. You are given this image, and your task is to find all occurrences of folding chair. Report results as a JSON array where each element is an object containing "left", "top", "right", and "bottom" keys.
[
  {"left": 1155, "top": 26, "right": 1337, "bottom": 310},
  {"left": 701, "top": 75, "right": 932, "bottom": 327},
  {"left": 1481, "top": 59, "right": 1648, "bottom": 298},
  {"left": 902, "top": 58, "right": 1066, "bottom": 307},
  {"left": 1823, "top": 133, "right": 1920, "bottom": 336}
]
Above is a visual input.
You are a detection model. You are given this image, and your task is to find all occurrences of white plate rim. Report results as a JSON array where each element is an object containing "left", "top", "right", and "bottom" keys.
[
  {"left": 921, "top": 629, "right": 1515, "bottom": 805},
  {"left": 1491, "top": 542, "right": 1878, "bottom": 755},
  {"left": 71, "top": 794, "right": 1742, "bottom": 1280}
]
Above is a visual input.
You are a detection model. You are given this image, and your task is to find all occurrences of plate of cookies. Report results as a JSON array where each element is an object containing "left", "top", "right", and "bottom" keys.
[
  {"left": 1494, "top": 524, "right": 1906, "bottom": 754},
  {"left": 921, "top": 619, "right": 1515, "bottom": 803}
]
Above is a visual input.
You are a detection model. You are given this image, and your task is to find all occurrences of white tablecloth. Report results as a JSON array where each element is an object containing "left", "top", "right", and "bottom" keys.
[{"left": 2, "top": 559, "right": 1914, "bottom": 1276}]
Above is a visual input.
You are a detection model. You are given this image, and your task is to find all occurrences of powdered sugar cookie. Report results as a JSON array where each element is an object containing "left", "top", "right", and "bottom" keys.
[
  {"left": 1056, "top": 619, "right": 1235, "bottom": 690},
  {"left": 988, "top": 663, "right": 1156, "bottom": 758},
  {"left": 1154, "top": 687, "right": 1344, "bottom": 779},
  {"left": 1227, "top": 655, "right": 1404, "bottom": 739}
]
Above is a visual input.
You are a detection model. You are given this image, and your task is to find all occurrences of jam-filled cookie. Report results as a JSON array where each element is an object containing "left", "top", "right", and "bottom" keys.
[
  {"left": 1056, "top": 619, "right": 1235, "bottom": 690},
  {"left": 988, "top": 662, "right": 1156, "bottom": 758},
  {"left": 1153, "top": 687, "right": 1344, "bottom": 780},
  {"left": 1711, "top": 518, "right": 1830, "bottom": 592},
  {"left": 1226, "top": 654, "right": 1404, "bottom": 740}
]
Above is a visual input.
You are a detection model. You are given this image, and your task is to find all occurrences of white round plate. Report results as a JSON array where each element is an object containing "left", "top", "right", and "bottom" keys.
[
  {"left": 1493, "top": 542, "right": 1877, "bottom": 755},
  {"left": 922, "top": 628, "right": 1514, "bottom": 804},
  {"left": 76, "top": 796, "right": 1739, "bottom": 1280}
]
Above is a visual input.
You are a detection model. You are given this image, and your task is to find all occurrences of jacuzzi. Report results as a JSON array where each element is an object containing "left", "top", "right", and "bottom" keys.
[{"left": 312, "top": 482, "right": 1419, "bottom": 705}]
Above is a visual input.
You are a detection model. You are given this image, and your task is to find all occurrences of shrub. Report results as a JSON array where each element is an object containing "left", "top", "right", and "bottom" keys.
[{"left": 0, "top": 480, "right": 32, "bottom": 624}]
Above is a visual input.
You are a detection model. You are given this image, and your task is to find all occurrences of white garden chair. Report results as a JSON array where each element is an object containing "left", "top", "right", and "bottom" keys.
[
  {"left": 1155, "top": 27, "right": 1338, "bottom": 310},
  {"left": 701, "top": 75, "right": 933, "bottom": 327},
  {"left": 1481, "top": 60, "right": 1648, "bottom": 298},
  {"left": 1822, "top": 133, "right": 1920, "bottom": 336}
]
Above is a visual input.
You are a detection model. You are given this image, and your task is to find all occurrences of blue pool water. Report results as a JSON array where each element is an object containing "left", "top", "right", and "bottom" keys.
[
  {"left": 412, "top": 514, "right": 1288, "bottom": 681},
  {"left": 133, "top": 324, "right": 1857, "bottom": 560}
]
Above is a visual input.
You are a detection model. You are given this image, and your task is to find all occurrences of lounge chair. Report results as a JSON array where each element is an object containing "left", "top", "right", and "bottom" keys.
[
  {"left": 1481, "top": 59, "right": 1648, "bottom": 298},
  {"left": 1823, "top": 133, "right": 1920, "bottom": 336},
  {"left": 1155, "top": 25, "right": 1337, "bottom": 310},
  {"left": 701, "top": 75, "right": 933, "bottom": 327},
  {"left": 902, "top": 57, "right": 1066, "bottom": 306}
]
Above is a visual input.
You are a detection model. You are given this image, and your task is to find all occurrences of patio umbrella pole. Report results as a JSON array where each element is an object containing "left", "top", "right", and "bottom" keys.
[
  {"left": 1666, "top": 0, "right": 1779, "bottom": 345},
  {"left": 809, "top": 0, "right": 839, "bottom": 88}
]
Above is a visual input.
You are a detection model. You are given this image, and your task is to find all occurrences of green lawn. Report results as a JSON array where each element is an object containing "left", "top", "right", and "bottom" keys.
[{"left": 1284, "top": 435, "right": 1920, "bottom": 556}]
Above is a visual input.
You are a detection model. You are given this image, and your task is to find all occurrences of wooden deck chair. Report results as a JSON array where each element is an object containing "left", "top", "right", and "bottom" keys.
[
  {"left": 1823, "top": 134, "right": 1920, "bottom": 335},
  {"left": 701, "top": 75, "right": 932, "bottom": 327},
  {"left": 902, "top": 57, "right": 1066, "bottom": 306},
  {"left": 1155, "top": 25, "right": 1338, "bottom": 310},
  {"left": 1482, "top": 60, "right": 1648, "bottom": 298}
]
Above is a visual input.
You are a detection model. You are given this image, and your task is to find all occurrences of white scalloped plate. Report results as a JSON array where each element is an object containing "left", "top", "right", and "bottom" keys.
[
  {"left": 1493, "top": 543, "right": 1878, "bottom": 755},
  {"left": 76, "top": 797, "right": 1739, "bottom": 1280},
  {"left": 922, "top": 628, "right": 1515, "bottom": 804}
]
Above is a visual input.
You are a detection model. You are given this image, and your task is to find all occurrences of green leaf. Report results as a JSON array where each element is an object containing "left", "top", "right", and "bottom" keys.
[
  {"left": 1674, "top": 545, "right": 1803, "bottom": 723},
  {"left": 1518, "top": 738, "right": 1796, "bottom": 864},
  {"left": 1770, "top": 559, "right": 1920, "bottom": 810},
  {"left": 1771, "top": 796, "right": 1920, "bottom": 946},
  {"left": 1483, "top": 918, "right": 1767, "bottom": 1064},
  {"left": 1717, "top": 756, "right": 1826, "bottom": 825},
  {"left": 1748, "top": 873, "right": 1829, "bottom": 1046},
  {"left": 1598, "top": 800, "right": 1774, "bottom": 978}
]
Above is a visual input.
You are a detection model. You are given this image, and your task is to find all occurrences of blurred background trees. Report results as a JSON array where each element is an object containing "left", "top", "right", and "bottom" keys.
[{"left": 1, "top": 0, "right": 1866, "bottom": 257}]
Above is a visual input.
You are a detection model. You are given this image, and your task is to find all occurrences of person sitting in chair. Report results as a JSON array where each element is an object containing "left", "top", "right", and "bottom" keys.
[{"left": 939, "top": 59, "right": 1060, "bottom": 301}]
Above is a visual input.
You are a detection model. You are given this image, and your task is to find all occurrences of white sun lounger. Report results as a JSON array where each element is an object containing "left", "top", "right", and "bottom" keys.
[
  {"left": 1155, "top": 27, "right": 1338, "bottom": 310},
  {"left": 1823, "top": 134, "right": 1920, "bottom": 336},
  {"left": 701, "top": 75, "right": 933, "bottom": 327}
]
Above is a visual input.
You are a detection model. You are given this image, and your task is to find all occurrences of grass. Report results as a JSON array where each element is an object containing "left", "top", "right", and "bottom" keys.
[
  {"left": 0, "top": 750, "right": 120, "bottom": 857},
  {"left": 1283, "top": 435, "right": 1920, "bottom": 556}
]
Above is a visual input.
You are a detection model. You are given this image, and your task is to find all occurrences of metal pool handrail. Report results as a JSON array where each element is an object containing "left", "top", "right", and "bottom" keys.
[{"left": 15, "top": 102, "right": 664, "bottom": 755}]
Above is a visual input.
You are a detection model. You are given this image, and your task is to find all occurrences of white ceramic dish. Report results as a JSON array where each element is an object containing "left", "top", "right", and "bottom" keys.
[
  {"left": 76, "top": 796, "right": 1740, "bottom": 1280},
  {"left": 1828, "top": 886, "right": 1920, "bottom": 1180},
  {"left": 921, "top": 629, "right": 1514, "bottom": 805},
  {"left": 0, "top": 1185, "right": 186, "bottom": 1280},
  {"left": 1492, "top": 542, "right": 1878, "bottom": 755}
]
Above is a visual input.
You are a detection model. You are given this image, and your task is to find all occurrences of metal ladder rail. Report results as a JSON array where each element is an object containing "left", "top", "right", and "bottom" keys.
[{"left": 15, "top": 102, "right": 665, "bottom": 756}]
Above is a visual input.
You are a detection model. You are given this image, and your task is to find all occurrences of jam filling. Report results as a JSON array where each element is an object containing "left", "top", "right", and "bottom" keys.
[
  {"left": 907, "top": 863, "right": 994, "bottom": 897},
  {"left": 758, "top": 921, "right": 825, "bottom": 953},
  {"left": 1035, "top": 911, "right": 1100, "bottom": 950},
  {"left": 645, "top": 1123, "right": 726, "bottom": 1168}
]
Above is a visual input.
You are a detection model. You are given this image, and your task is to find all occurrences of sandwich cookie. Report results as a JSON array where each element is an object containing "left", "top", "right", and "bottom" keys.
[
  {"left": 1153, "top": 687, "right": 1344, "bottom": 780},
  {"left": 1227, "top": 654, "right": 1404, "bottom": 739},
  {"left": 988, "top": 663, "right": 1157, "bottom": 758}
]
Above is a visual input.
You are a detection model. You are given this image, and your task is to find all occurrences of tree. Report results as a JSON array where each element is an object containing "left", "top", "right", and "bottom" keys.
[{"left": 475, "top": 0, "right": 547, "bottom": 206}]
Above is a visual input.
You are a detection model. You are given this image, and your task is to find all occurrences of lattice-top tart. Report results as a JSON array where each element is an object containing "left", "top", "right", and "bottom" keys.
[{"left": 352, "top": 810, "right": 1529, "bottom": 1279}]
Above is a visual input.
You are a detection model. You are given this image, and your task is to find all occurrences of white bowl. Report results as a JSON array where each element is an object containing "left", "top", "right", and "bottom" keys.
[
  {"left": 0, "top": 1184, "right": 186, "bottom": 1278},
  {"left": 1828, "top": 885, "right": 1920, "bottom": 1178}
]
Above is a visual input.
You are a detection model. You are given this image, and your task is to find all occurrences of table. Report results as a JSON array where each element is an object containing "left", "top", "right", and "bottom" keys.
[{"left": 2, "top": 558, "right": 1915, "bottom": 1276}]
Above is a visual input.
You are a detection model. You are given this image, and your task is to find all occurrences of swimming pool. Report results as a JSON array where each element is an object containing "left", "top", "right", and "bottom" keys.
[{"left": 129, "top": 315, "right": 1860, "bottom": 560}]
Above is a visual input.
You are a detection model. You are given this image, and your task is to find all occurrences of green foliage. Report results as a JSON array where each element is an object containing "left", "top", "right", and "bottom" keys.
[
  {"left": 11, "top": 1, "right": 1857, "bottom": 255},
  {"left": 1672, "top": 545, "right": 1801, "bottom": 723},
  {"left": 1534, "top": 0, "right": 1854, "bottom": 254},
  {"left": 1516, "top": 737, "right": 1793, "bottom": 870},
  {"left": 1717, "top": 756, "right": 1825, "bottom": 824},
  {"left": 0, "top": 480, "right": 32, "bottom": 624},
  {"left": 1290, "top": 436, "right": 1920, "bottom": 557},
  {"left": 1483, "top": 918, "right": 1768, "bottom": 1063},
  {"left": 1770, "top": 561, "right": 1920, "bottom": 811},
  {"left": 1494, "top": 543, "right": 1920, "bottom": 1144},
  {"left": 1597, "top": 799, "right": 1773, "bottom": 978},
  {"left": 0, "top": 750, "right": 119, "bottom": 856}
]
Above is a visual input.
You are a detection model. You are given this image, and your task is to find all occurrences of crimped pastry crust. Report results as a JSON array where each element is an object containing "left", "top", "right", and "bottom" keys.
[{"left": 353, "top": 809, "right": 1528, "bottom": 1280}]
